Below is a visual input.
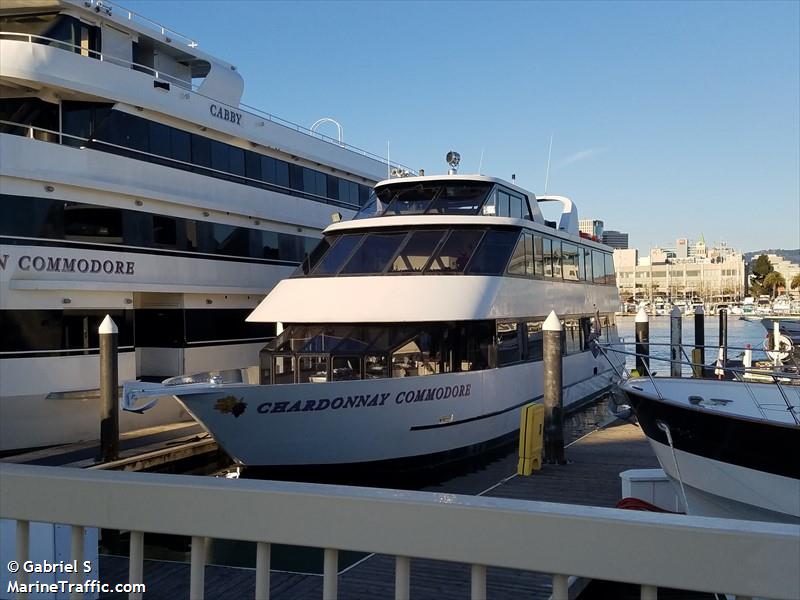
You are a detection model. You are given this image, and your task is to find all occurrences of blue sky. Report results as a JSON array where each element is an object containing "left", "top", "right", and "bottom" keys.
[{"left": 127, "top": 0, "right": 799, "bottom": 253}]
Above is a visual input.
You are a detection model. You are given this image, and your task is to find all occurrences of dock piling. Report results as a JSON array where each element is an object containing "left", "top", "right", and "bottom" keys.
[
  {"left": 693, "top": 306, "right": 705, "bottom": 378},
  {"left": 543, "top": 311, "right": 565, "bottom": 465},
  {"left": 670, "top": 306, "right": 682, "bottom": 378},
  {"left": 99, "top": 315, "right": 119, "bottom": 462},
  {"left": 634, "top": 308, "right": 650, "bottom": 376}
]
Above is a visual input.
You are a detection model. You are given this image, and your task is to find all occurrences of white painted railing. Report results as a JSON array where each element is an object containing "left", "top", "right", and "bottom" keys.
[{"left": 1, "top": 463, "right": 798, "bottom": 600}]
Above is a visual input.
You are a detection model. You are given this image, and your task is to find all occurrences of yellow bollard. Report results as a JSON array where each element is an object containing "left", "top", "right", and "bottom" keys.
[{"left": 517, "top": 403, "right": 545, "bottom": 475}]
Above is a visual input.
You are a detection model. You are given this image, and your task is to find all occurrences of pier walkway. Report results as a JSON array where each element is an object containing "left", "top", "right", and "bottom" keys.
[{"left": 99, "top": 423, "right": 662, "bottom": 599}]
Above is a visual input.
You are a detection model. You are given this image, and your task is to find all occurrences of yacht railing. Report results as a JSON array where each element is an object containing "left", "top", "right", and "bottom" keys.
[
  {"left": 0, "top": 32, "right": 415, "bottom": 172},
  {"left": 594, "top": 340, "right": 800, "bottom": 425},
  {"left": 1, "top": 463, "right": 798, "bottom": 600},
  {"left": 0, "top": 119, "right": 359, "bottom": 211},
  {"left": 79, "top": 0, "right": 199, "bottom": 48}
]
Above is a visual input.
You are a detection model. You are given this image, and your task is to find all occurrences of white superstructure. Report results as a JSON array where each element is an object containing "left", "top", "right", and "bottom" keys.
[
  {"left": 124, "top": 173, "right": 625, "bottom": 467},
  {"left": 0, "top": 0, "right": 410, "bottom": 451}
]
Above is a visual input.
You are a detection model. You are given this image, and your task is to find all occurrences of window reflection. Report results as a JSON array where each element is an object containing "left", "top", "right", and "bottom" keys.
[
  {"left": 312, "top": 234, "right": 363, "bottom": 275},
  {"left": 340, "top": 232, "right": 406, "bottom": 275},
  {"left": 425, "top": 230, "right": 484, "bottom": 273},
  {"left": 389, "top": 230, "right": 445, "bottom": 273}
]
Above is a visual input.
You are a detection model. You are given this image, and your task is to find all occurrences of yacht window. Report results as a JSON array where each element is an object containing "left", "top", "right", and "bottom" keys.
[
  {"left": 578, "top": 246, "right": 586, "bottom": 280},
  {"left": 288, "top": 164, "right": 303, "bottom": 192},
  {"left": 533, "top": 235, "right": 544, "bottom": 276},
  {"left": 295, "top": 235, "right": 337, "bottom": 275},
  {"left": 261, "top": 155, "right": 277, "bottom": 184},
  {"left": 332, "top": 356, "right": 362, "bottom": 381},
  {"left": 153, "top": 215, "right": 178, "bottom": 248},
  {"left": 210, "top": 140, "right": 229, "bottom": 173},
  {"left": 190, "top": 134, "right": 211, "bottom": 169},
  {"left": 275, "top": 160, "right": 290, "bottom": 187},
  {"left": 311, "top": 234, "right": 363, "bottom": 275},
  {"left": 340, "top": 232, "right": 407, "bottom": 275},
  {"left": 496, "top": 321, "right": 522, "bottom": 365},
  {"left": 605, "top": 253, "right": 616, "bottom": 286},
  {"left": 425, "top": 184, "right": 491, "bottom": 215},
  {"left": 365, "top": 354, "right": 389, "bottom": 379},
  {"left": 273, "top": 355, "right": 296, "bottom": 385},
  {"left": 299, "top": 355, "right": 328, "bottom": 383},
  {"left": 389, "top": 230, "right": 445, "bottom": 273},
  {"left": 506, "top": 234, "right": 527, "bottom": 276},
  {"left": 245, "top": 152, "right": 262, "bottom": 181},
  {"left": 171, "top": 128, "right": 191, "bottom": 163},
  {"left": 64, "top": 204, "right": 122, "bottom": 242},
  {"left": 425, "top": 230, "right": 484, "bottom": 273},
  {"left": 509, "top": 195, "right": 524, "bottom": 219},
  {"left": 229, "top": 146, "right": 245, "bottom": 177},
  {"left": 592, "top": 251, "right": 606, "bottom": 284},
  {"left": 467, "top": 229, "right": 519, "bottom": 275},
  {"left": 552, "top": 240, "right": 563, "bottom": 278},
  {"left": 562, "top": 243, "right": 579, "bottom": 281},
  {"left": 542, "top": 238, "right": 553, "bottom": 277},
  {"left": 525, "top": 233, "right": 535, "bottom": 276},
  {"left": 385, "top": 185, "right": 438, "bottom": 215},
  {"left": 584, "top": 248, "right": 593, "bottom": 282},
  {"left": 526, "top": 321, "right": 543, "bottom": 361},
  {"left": 563, "top": 319, "right": 582, "bottom": 354}
]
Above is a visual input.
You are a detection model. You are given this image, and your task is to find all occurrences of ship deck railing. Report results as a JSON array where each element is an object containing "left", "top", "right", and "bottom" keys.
[
  {"left": 0, "top": 31, "right": 415, "bottom": 173},
  {"left": 1, "top": 462, "right": 798, "bottom": 600}
]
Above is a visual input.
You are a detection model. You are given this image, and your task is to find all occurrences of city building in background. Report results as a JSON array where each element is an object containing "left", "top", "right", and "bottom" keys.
[
  {"left": 613, "top": 236, "right": 746, "bottom": 302},
  {"left": 763, "top": 253, "right": 800, "bottom": 296},
  {"left": 578, "top": 219, "right": 603, "bottom": 240},
  {"left": 601, "top": 230, "right": 629, "bottom": 249}
]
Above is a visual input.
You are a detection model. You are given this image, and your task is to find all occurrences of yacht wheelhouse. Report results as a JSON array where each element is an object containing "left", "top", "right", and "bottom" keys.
[
  {"left": 124, "top": 173, "right": 624, "bottom": 467},
  {"left": 0, "top": 0, "right": 411, "bottom": 451}
]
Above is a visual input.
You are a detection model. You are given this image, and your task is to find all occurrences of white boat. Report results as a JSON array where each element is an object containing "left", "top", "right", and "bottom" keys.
[
  {"left": 124, "top": 167, "right": 624, "bottom": 467},
  {"left": 0, "top": 0, "right": 410, "bottom": 451},
  {"left": 621, "top": 376, "right": 800, "bottom": 524}
]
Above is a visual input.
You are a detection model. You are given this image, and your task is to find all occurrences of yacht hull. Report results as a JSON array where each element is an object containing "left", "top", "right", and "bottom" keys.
[
  {"left": 166, "top": 353, "right": 619, "bottom": 467},
  {"left": 623, "top": 381, "right": 800, "bottom": 523}
]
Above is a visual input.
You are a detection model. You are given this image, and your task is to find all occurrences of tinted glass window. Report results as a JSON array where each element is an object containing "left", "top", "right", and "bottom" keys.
[
  {"left": 315, "top": 171, "right": 327, "bottom": 197},
  {"left": 389, "top": 230, "right": 445, "bottom": 273},
  {"left": 578, "top": 246, "right": 586, "bottom": 280},
  {"left": 426, "top": 184, "right": 491, "bottom": 215},
  {"left": 191, "top": 134, "right": 211, "bottom": 168},
  {"left": 533, "top": 235, "right": 544, "bottom": 276},
  {"left": 467, "top": 229, "right": 519, "bottom": 275},
  {"left": 564, "top": 318, "right": 582, "bottom": 354},
  {"left": 171, "top": 128, "right": 191, "bottom": 163},
  {"left": 592, "top": 250, "right": 606, "bottom": 283},
  {"left": 526, "top": 321, "right": 543, "bottom": 361},
  {"left": 275, "top": 160, "right": 290, "bottom": 187},
  {"left": 148, "top": 121, "right": 170, "bottom": 159},
  {"left": 64, "top": 204, "right": 122, "bottom": 242},
  {"left": 229, "top": 146, "right": 245, "bottom": 176},
  {"left": 509, "top": 195, "right": 523, "bottom": 219},
  {"left": 524, "top": 233, "right": 535, "bottom": 276},
  {"left": 303, "top": 168, "right": 316, "bottom": 194},
  {"left": 340, "top": 232, "right": 407, "bottom": 275},
  {"left": 210, "top": 140, "right": 228, "bottom": 172},
  {"left": 312, "top": 234, "right": 363, "bottom": 275},
  {"left": 562, "top": 243, "right": 579, "bottom": 281},
  {"left": 153, "top": 215, "right": 178, "bottom": 248},
  {"left": 385, "top": 185, "right": 437, "bottom": 215},
  {"left": 295, "top": 236, "right": 334, "bottom": 275},
  {"left": 605, "top": 253, "right": 616, "bottom": 285},
  {"left": 425, "top": 230, "right": 484, "bottom": 273},
  {"left": 359, "top": 185, "right": 370, "bottom": 206},
  {"left": 552, "top": 240, "right": 562, "bottom": 278},
  {"left": 245, "top": 151, "right": 261, "bottom": 180},
  {"left": 261, "top": 155, "right": 277, "bottom": 184},
  {"left": 288, "top": 163, "right": 303, "bottom": 191},
  {"left": 497, "top": 321, "right": 521, "bottom": 365},
  {"left": 507, "top": 234, "right": 527, "bottom": 276},
  {"left": 542, "top": 237, "right": 553, "bottom": 277},
  {"left": 584, "top": 248, "right": 593, "bottom": 281}
]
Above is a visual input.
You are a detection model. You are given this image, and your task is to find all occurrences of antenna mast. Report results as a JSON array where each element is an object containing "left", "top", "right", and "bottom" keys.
[
  {"left": 478, "top": 148, "right": 485, "bottom": 175},
  {"left": 544, "top": 133, "right": 553, "bottom": 194}
]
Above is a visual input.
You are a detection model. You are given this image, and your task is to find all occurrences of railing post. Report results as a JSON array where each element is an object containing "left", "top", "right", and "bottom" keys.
[
  {"left": 670, "top": 306, "right": 682, "bottom": 377},
  {"left": 640, "top": 584, "right": 657, "bottom": 600},
  {"left": 99, "top": 315, "right": 119, "bottom": 462},
  {"left": 129, "top": 531, "right": 144, "bottom": 600},
  {"left": 70, "top": 526, "right": 84, "bottom": 600},
  {"left": 693, "top": 306, "right": 705, "bottom": 377},
  {"left": 323, "top": 548, "right": 338, "bottom": 600},
  {"left": 634, "top": 308, "right": 650, "bottom": 375},
  {"left": 15, "top": 520, "right": 29, "bottom": 599},
  {"left": 190, "top": 536, "right": 206, "bottom": 600},
  {"left": 470, "top": 564, "right": 486, "bottom": 600},
  {"left": 543, "top": 311, "right": 565, "bottom": 465},
  {"left": 551, "top": 574, "right": 569, "bottom": 600},
  {"left": 718, "top": 308, "right": 728, "bottom": 368},
  {"left": 255, "top": 542, "right": 271, "bottom": 600},
  {"left": 394, "top": 556, "right": 410, "bottom": 600}
]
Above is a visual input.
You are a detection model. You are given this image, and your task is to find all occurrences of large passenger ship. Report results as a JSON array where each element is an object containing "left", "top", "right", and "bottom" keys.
[
  {"left": 125, "top": 165, "right": 624, "bottom": 467},
  {"left": 0, "top": 0, "right": 410, "bottom": 451}
]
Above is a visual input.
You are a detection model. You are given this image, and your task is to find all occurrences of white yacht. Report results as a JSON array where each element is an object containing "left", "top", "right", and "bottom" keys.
[
  {"left": 0, "top": 0, "right": 410, "bottom": 451},
  {"left": 125, "top": 164, "right": 625, "bottom": 467}
]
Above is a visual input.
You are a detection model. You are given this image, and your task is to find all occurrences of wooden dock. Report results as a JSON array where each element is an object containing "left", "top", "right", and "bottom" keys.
[
  {"left": 97, "top": 422, "right": 674, "bottom": 599},
  {"left": 0, "top": 422, "right": 227, "bottom": 473}
]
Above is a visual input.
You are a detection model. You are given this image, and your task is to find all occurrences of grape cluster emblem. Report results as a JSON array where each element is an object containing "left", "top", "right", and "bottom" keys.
[{"left": 214, "top": 395, "right": 247, "bottom": 418}]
